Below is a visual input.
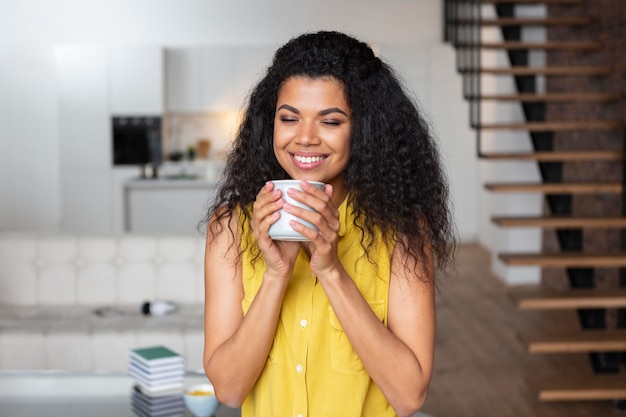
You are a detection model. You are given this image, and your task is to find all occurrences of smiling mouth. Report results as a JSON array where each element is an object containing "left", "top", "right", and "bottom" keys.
[{"left": 292, "top": 154, "right": 327, "bottom": 165}]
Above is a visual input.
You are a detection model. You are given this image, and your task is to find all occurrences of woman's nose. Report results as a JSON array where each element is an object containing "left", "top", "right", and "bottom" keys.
[{"left": 296, "top": 121, "right": 320, "bottom": 145}]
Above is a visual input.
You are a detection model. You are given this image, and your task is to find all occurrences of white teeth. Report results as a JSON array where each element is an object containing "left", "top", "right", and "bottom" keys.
[{"left": 294, "top": 155, "right": 324, "bottom": 164}]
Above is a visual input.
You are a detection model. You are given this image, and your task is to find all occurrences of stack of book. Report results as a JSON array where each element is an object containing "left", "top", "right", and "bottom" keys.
[{"left": 128, "top": 345, "right": 186, "bottom": 416}]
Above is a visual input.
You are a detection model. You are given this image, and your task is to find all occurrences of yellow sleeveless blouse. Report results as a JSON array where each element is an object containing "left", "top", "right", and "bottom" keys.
[{"left": 239, "top": 197, "right": 397, "bottom": 417}]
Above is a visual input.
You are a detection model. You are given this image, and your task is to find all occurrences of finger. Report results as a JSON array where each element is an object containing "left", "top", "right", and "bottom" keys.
[
  {"left": 288, "top": 184, "right": 332, "bottom": 216},
  {"left": 256, "top": 181, "right": 281, "bottom": 204},
  {"left": 288, "top": 218, "right": 323, "bottom": 242},
  {"left": 284, "top": 204, "right": 339, "bottom": 243},
  {"left": 252, "top": 183, "right": 284, "bottom": 232},
  {"left": 323, "top": 183, "right": 333, "bottom": 198},
  {"left": 283, "top": 192, "right": 340, "bottom": 234},
  {"left": 299, "top": 180, "right": 327, "bottom": 200}
]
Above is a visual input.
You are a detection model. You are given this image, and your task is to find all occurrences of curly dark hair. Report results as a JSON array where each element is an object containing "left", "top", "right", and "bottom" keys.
[{"left": 204, "top": 30, "right": 456, "bottom": 276}]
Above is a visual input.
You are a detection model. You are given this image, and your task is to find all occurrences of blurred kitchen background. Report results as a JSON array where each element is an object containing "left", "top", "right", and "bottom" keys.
[
  {"left": 0, "top": 0, "right": 482, "bottom": 241},
  {"left": 0, "top": 0, "right": 497, "bottom": 374}
]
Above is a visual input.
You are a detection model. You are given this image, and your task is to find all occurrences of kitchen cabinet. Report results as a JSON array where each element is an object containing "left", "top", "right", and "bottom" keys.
[
  {"left": 166, "top": 47, "right": 235, "bottom": 112},
  {"left": 198, "top": 47, "right": 237, "bottom": 111},
  {"left": 56, "top": 45, "right": 113, "bottom": 232},
  {"left": 165, "top": 45, "right": 274, "bottom": 113},
  {"left": 165, "top": 48, "right": 202, "bottom": 113},
  {"left": 232, "top": 46, "right": 275, "bottom": 106},
  {"left": 56, "top": 46, "right": 110, "bottom": 170},
  {"left": 55, "top": 46, "right": 153, "bottom": 233},
  {"left": 109, "top": 46, "right": 164, "bottom": 115},
  {"left": 124, "top": 179, "right": 218, "bottom": 234}
]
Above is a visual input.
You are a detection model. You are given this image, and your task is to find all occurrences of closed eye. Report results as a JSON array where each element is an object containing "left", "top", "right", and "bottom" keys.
[{"left": 279, "top": 116, "right": 298, "bottom": 123}]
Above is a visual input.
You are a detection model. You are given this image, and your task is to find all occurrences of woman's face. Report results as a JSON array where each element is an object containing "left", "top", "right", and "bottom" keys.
[{"left": 273, "top": 76, "right": 351, "bottom": 202}]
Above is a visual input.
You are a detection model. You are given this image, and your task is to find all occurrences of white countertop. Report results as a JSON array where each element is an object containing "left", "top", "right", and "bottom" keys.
[{"left": 125, "top": 177, "right": 220, "bottom": 189}]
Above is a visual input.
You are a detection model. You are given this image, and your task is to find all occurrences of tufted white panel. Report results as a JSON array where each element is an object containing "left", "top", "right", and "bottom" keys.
[
  {"left": 37, "top": 237, "right": 79, "bottom": 305},
  {"left": 158, "top": 237, "right": 198, "bottom": 262},
  {"left": 193, "top": 236, "right": 206, "bottom": 303},
  {"left": 91, "top": 330, "right": 137, "bottom": 371},
  {"left": 0, "top": 234, "right": 208, "bottom": 307},
  {"left": 193, "top": 261, "right": 205, "bottom": 303},
  {"left": 118, "top": 236, "right": 158, "bottom": 261},
  {"left": 117, "top": 262, "right": 158, "bottom": 304},
  {"left": 183, "top": 330, "right": 205, "bottom": 371},
  {"left": 77, "top": 263, "right": 117, "bottom": 305},
  {"left": 157, "top": 263, "right": 197, "bottom": 303},
  {"left": 0, "top": 332, "right": 46, "bottom": 369},
  {"left": 38, "top": 237, "right": 77, "bottom": 262},
  {"left": 38, "top": 262, "right": 77, "bottom": 305},
  {"left": 78, "top": 237, "right": 118, "bottom": 262},
  {"left": 0, "top": 234, "right": 206, "bottom": 371},
  {"left": 0, "top": 237, "right": 38, "bottom": 305},
  {"left": 46, "top": 332, "right": 93, "bottom": 371}
]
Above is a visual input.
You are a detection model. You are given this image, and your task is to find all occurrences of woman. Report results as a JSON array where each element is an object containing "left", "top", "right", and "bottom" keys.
[{"left": 203, "top": 31, "right": 455, "bottom": 417}]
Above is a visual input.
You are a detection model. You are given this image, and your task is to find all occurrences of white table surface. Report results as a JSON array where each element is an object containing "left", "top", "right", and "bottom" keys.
[{"left": 0, "top": 370, "right": 240, "bottom": 417}]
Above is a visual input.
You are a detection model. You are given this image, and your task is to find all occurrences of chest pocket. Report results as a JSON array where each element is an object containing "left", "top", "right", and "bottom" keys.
[{"left": 328, "top": 300, "right": 386, "bottom": 375}]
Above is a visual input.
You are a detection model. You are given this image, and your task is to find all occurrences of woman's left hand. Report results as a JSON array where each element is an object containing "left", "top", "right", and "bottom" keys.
[{"left": 284, "top": 181, "right": 343, "bottom": 277}]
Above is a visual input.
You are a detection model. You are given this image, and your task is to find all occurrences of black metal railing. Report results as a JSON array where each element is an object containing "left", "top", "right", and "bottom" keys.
[{"left": 444, "top": 0, "right": 483, "bottom": 157}]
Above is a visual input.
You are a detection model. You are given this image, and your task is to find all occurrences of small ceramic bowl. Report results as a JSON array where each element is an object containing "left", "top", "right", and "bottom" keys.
[{"left": 183, "top": 383, "right": 220, "bottom": 417}]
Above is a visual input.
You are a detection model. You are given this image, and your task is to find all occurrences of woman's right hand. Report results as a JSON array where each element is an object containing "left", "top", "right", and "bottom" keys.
[{"left": 250, "top": 181, "right": 301, "bottom": 279}]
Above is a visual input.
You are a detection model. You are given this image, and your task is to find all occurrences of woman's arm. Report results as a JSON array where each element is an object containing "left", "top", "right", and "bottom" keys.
[
  {"left": 317, "top": 243, "right": 436, "bottom": 417},
  {"left": 203, "top": 211, "right": 291, "bottom": 408}
]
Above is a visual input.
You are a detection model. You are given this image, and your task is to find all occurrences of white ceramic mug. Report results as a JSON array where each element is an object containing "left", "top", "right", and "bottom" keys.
[{"left": 268, "top": 180, "right": 325, "bottom": 241}]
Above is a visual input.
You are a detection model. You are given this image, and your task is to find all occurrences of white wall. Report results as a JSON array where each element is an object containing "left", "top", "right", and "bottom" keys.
[
  {"left": 379, "top": 43, "right": 479, "bottom": 243},
  {"left": 0, "top": 0, "right": 444, "bottom": 46},
  {"left": 476, "top": 4, "right": 545, "bottom": 284},
  {"left": 0, "top": 0, "right": 481, "bottom": 243}
]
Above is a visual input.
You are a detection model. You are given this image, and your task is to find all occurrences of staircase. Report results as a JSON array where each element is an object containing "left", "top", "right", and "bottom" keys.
[{"left": 444, "top": 0, "right": 626, "bottom": 408}]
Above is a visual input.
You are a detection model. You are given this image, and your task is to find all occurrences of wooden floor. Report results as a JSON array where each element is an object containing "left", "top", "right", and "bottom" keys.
[{"left": 420, "top": 244, "right": 621, "bottom": 417}]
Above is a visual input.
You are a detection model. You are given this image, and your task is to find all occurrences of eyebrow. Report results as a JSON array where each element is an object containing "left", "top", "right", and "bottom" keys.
[{"left": 277, "top": 104, "right": 348, "bottom": 117}]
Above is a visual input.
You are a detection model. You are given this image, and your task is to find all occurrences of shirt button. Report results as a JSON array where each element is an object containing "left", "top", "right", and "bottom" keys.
[
  {"left": 296, "top": 364, "right": 303, "bottom": 373},
  {"left": 300, "top": 319, "right": 308, "bottom": 327},
  {"left": 297, "top": 415, "right": 303, "bottom": 417}
]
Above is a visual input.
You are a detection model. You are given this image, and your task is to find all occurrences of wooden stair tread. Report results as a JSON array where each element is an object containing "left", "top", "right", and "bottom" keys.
[
  {"left": 470, "top": 92, "right": 620, "bottom": 102},
  {"left": 520, "top": 329, "right": 626, "bottom": 354},
  {"left": 499, "top": 252, "right": 626, "bottom": 267},
  {"left": 479, "top": 0, "right": 582, "bottom": 3},
  {"left": 465, "top": 66, "right": 612, "bottom": 76},
  {"left": 509, "top": 286, "right": 626, "bottom": 310},
  {"left": 492, "top": 215, "right": 626, "bottom": 228},
  {"left": 532, "top": 373, "right": 626, "bottom": 402},
  {"left": 480, "top": 150, "right": 622, "bottom": 162},
  {"left": 476, "top": 120, "right": 622, "bottom": 131},
  {"left": 453, "top": 0, "right": 583, "bottom": 4},
  {"left": 485, "top": 182, "right": 621, "bottom": 194},
  {"left": 478, "top": 17, "right": 590, "bottom": 26},
  {"left": 461, "top": 41, "right": 601, "bottom": 50}
]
